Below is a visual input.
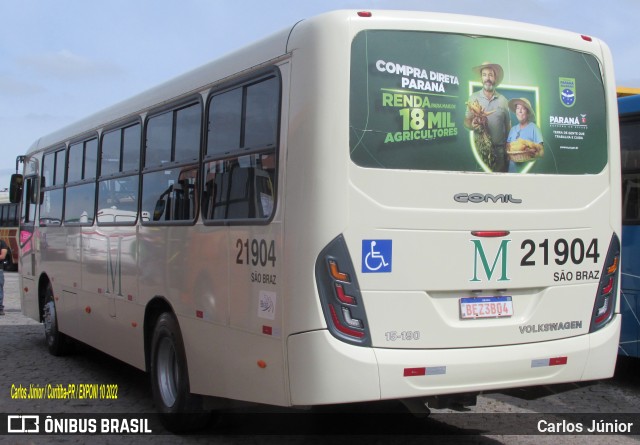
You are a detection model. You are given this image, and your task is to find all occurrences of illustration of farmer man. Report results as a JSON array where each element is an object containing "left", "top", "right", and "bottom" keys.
[{"left": 464, "top": 61, "right": 512, "bottom": 172}]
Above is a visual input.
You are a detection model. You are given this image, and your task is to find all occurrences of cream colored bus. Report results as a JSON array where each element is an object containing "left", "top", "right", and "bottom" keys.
[{"left": 12, "top": 10, "right": 621, "bottom": 432}]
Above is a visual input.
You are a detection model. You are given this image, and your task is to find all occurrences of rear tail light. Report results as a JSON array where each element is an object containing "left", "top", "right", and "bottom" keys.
[
  {"left": 316, "top": 235, "right": 371, "bottom": 346},
  {"left": 590, "top": 234, "right": 620, "bottom": 332},
  {"left": 329, "top": 260, "right": 349, "bottom": 281},
  {"left": 334, "top": 283, "right": 356, "bottom": 305}
]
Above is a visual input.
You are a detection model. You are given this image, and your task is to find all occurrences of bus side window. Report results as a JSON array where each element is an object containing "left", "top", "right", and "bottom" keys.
[
  {"left": 142, "top": 166, "right": 198, "bottom": 223},
  {"left": 141, "top": 100, "right": 201, "bottom": 225},
  {"left": 40, "top": 189, "right": 63, "bottom": 226},
  {"left": 202, "top": 153, "right": 274, "bottom": 221},
  {"left": 256, "top": 154, "right": 275, "bottom": 218},
  {"left": 98, "top": 123, "right": 141, "bottom": 225},
  {"left": 145, "top": 103, "right": 201, "bottom": 169},
  {"left": 64, "top": 137, "right": 97, "bottom": 226},
  {"left": 20, "top": 177, "right": 38, "bottom": 226},
  {"left": 171, "top": 168, "right": 197, "bottom": 221},
  {"left": 64, "top": 183, "right": 96, "bottom": 225},
  {"left": 175, "top": 180, "right": 195, "bottom": 220},
  {"left": 203, "top": 73, "right": 279, "bottom": 224},
  {"left": 98, "top": 176, "right": 140, "bottom": 224},
  {"left": 145, "top": 112, "right": 172, "bottom": 169}
]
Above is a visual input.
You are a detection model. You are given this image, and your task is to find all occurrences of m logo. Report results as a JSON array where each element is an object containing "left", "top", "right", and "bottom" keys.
[
  {"left": 106, "top": 236, "right": 124, "bottom": 297},
  {"left": 470, "top": 239, "right": 511, "bottom": 282}
]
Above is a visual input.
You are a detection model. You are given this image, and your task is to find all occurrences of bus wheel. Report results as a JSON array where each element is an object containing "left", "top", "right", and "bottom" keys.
[
  {"left": 42, "top": 283, "right": 71, "bottom": 356},
  {"left": 150, "top": 312, "right": 210, "bottom": 433}
]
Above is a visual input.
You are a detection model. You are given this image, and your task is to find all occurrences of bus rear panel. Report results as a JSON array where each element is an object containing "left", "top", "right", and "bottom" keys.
[{"left": 285, "top": 11, "right": 620, "bottom": 406}]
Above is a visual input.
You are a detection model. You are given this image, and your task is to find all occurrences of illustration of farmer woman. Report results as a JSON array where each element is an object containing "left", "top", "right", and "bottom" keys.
[{"left": 506, "top": 97, "right": 544, "bottom": 171}]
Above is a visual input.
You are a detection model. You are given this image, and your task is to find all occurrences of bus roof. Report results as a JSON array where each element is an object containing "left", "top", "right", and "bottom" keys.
[{"left": 619, "top": 94, "right": 640, "bottom": 116}]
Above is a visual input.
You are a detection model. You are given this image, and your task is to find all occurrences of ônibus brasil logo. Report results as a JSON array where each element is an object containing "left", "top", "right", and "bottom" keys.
[{"left": 470, "top": 239, "right": 511, "bottom": 282}]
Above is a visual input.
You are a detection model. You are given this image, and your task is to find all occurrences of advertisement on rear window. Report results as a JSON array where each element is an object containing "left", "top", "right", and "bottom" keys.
[{"left": 350, "top": 31, "right": 607, "bottom": 174}]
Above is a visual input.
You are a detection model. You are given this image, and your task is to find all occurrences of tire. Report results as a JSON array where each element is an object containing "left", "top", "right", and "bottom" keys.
[
  {"left": 150, "top": 312, "right": 210, "bottom": 433},
  {"left": 42, "top": 283, "right": 72, "bottom": 356}
]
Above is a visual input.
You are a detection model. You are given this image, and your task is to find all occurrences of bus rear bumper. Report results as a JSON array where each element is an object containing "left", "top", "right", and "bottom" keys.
[{"left": 287, "top": 316, "right": 620, "bottom": 406}]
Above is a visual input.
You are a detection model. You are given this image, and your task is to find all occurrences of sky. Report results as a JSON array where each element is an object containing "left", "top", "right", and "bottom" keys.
[{"left": 0, "top": 0, "right": 638, "bottom": 189}]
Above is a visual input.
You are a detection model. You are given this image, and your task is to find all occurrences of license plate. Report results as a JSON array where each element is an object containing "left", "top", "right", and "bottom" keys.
[{"left": 460, "top": 296, "right": 513, "bottom": 319}]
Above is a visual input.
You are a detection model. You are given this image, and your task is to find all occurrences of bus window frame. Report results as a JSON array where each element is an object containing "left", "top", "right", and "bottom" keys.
[
  {"left": 64, "top": 133, "right": 98, "bottom": 226},
  {"left": 97, "top": 118, "right": 143, "bottom": 227},
  {"left": 40, "top": 146, "right": 67, "bottom": 227},
  {"left": 143, "top": 96, "right": 203, "bottom": 171},
  {"left": 140, "top": 95, "right": 203, "bottom": 227},
  {"left": 201, "top": 68, "right": 282, "bottom": 227}
]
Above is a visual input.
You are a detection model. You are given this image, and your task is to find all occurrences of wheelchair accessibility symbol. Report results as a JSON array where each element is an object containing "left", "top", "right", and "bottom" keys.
[{"left": 362, "top": 240, "right": 392, "bottom": 273}]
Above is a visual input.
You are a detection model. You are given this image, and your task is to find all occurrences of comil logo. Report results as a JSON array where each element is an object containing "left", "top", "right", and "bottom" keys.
[
  {"left": 470, "top": 239, "right": 511, "bottom": 282},
  {"left": 454, "top": 193, "right": 522, "bottom": 204}
]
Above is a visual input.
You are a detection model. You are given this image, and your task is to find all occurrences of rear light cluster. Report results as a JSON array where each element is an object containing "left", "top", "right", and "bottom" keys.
[
  {"left": 590, "top": 234, "right": 621, "bottom": 332},
  {"left": 315, "top": 235, "right": 371, "bottom": 346}
]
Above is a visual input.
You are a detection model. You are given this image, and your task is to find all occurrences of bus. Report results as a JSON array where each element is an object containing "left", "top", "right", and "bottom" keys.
[
  {"left": 0, "top": 193, "right": 19, "bottom": 271},
  {"left": 11, "top": 10, "right": 621, "bottom": 432},
  {"left": 620, "top": 93, "right": 640, "bottom": 357}
]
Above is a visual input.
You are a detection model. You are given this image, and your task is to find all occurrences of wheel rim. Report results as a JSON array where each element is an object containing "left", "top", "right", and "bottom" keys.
[
  {"left": 43, "top": 300, "right": 56, "bottom": 345},
  {"left": 157, "top": 336, "right": 179, "bottom": 408}
]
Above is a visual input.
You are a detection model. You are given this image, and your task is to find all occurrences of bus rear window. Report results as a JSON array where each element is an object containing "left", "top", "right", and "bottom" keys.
[{"left": 350, "top": 30, "right": 607, "bottom": 174}]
